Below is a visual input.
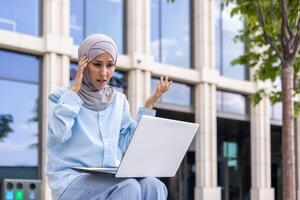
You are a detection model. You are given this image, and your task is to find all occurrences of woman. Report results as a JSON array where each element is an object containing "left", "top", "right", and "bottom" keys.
[{"left": 46, "top": 34, "right": 172, "bottom": 200}]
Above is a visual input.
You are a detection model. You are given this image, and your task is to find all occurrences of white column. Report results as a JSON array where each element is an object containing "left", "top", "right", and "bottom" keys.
[
  {"left": 250, "top": 96, "right": 274, "bottom": 200},
  {"left": 41, "top": 0, "right": 71, "bottom": 199},
  {"left": 127, "top": 70, "right": 151, "bottom": 115},
  {"left": 194, "top": 83, "right": 220, "bottom": 200},
  {"left": 127, "top": 0, "right": 150, "bottom": 53},
  {"left": 41, "top": 53, "right": 70, "bottom": 200},
  {"left": 43, "top": 0, "right": 70, "bottom": 36},
  {"left": 194, "top": 0, "right": 221, "bottom": 199},
  {"left": 126, "top": 0, "right": 152, "bottom": 115}
]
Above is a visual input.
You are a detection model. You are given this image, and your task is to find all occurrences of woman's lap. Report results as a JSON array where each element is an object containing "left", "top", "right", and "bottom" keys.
[{"left": 58, "top": 173, "right": 167, "bottom": 200}]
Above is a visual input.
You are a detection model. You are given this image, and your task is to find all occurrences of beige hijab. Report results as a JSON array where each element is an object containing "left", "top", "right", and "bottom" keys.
[{"left": 77, "top": 34, "right": 118, "bottom": 111}]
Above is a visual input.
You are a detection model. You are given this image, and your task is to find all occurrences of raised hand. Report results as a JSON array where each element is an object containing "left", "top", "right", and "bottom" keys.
[
  {"left": 144, "top": 76, "right": 172, "bottom": 109},
  {"left": 155, "top": 76, "right": 172, "bottom": 97},
  {"left": 70, "top": 56, "right": 89, "bottom": 93}
]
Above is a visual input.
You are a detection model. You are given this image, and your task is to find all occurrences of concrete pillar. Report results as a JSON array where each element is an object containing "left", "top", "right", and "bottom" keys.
[
  {"left": 43, "top": 0, "right": 70, "bottom": 36},
  {"left": 194, "top": 83, "right": 221, "bottom": 200},
  {"left": 127, "top": 69, "right": 151, "bottom": 116},
  {"left": 126, "top": 0, "right": 150, "bottom": 54},
  {"left": 250, "top": 96, "right": 274, "bottom": 200},
  {"left": 41, "top": 0, "right": 71, "bottom": 199},
  {"left": 126, "top": 0, "right": 152, "bottom": 114},
  {"left": 194, "top": 0, "right": 221, "bottom": 199},
  {"left": 41, "top": 53, "right": 70, "bottom": 200}
]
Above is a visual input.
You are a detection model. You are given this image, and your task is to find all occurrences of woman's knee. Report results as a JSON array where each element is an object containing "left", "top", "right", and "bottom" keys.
[
  {"left": 120, "top": 178, "right": 142, "bottom": 193},
  {"left": 139, "top": 177, "right": 167, "bottom": 192},
  {"left": 104, "top": 179, "right": 142, "bottom": 200}
]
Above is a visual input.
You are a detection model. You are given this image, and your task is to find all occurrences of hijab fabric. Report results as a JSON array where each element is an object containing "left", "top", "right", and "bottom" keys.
[{"left": 77, "top": 34, "right": 118, "bottom": 111}]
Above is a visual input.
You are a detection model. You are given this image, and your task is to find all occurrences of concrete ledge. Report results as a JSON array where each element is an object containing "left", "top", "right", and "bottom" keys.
[
  {"left": 194, "top": 187, "right": 221, "bottom": 200},
  {"left": 250, "top": 188, "right": 274, "bottom": 200}
]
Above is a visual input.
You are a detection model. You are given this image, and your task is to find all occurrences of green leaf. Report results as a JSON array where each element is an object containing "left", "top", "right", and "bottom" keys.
[
  {"left": 295, "top": 102, "right": 300, "bottom": 117},
  {"left": 270, "top": 91, "right": 282, "bottom": 105},
  {"left": 250, "top": 89, "right": 265, "bottom": 106}
]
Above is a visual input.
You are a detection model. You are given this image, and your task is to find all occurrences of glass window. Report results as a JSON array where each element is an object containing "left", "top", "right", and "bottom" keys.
[
  {"left": 0, "top": 50, "right": 39, "bottom": 83},
  {"left": 271, "top": 77, "right": 282, "bottom": 121},
  {"left": 271, "top": 102, "right": 282, "bottom": 121},
  {"left": 70, "top": 63, "right": 127, "bottom": 94},
  {"left": 0, "top": 0, "right": 41, "bottom": 36},
  {"left": 271, "top": 125, "right": 282, "bottom": 200},
  {"left": 70, "top": 0, "right": 125, "bottom": 54},
  {"left": 151, "top": 78, "right": 192, "bottom": 106},
  {"left": 215, "top": 0, "right": 247, "bottom": 80},
  {"left": 217, "top": 118, "right": 251, "bottom": 199},
  {"left": 151, "top": 0, "right": 191, "bottom": 68},
  {"left": 0, "top": 50, "right": 40, "bottom": 179},
  {"left": 217, "top": 90, "right": 249, "bottom": 115},
  {"left": 70, "top": 62, "right": 78, "bottom": 82}
]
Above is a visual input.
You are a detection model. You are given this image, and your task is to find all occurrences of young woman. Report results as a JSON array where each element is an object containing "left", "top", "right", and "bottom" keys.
[{"left": 46, "top": 34, "right": 172, "bottom": 200}]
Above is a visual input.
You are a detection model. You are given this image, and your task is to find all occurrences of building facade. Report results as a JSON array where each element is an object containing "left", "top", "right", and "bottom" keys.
[{"left": 0, "top": 0, "right": 298, "bottom": 200}]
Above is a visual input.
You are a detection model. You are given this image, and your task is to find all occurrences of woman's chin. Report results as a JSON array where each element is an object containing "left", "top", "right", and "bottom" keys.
[{"left": 94, "top": 82, "right": 107, "bottom": 90}]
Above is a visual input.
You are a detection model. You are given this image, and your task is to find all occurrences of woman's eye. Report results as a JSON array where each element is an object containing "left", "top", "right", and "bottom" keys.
[
  {"left": 93, "top": 63, "right": 101, "bottom": 67},
  {"left": 108, "top": 63, "right": 115, "bottom": 68}
]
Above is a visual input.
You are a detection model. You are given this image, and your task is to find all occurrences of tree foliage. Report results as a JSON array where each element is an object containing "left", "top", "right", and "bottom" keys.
[
  {"left": 0, "top": 114, "right": 14, "bottom": 142},
  {"left": 222, "top": 0, "right": 300, "bottom": 108}
]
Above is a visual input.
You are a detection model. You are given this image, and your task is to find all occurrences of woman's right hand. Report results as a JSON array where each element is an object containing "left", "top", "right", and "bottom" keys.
[{"left": 70, "top": 56, "right": 89, "bottom": 93}]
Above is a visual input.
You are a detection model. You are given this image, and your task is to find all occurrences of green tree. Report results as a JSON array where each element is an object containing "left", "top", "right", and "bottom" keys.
[
  {"left": 0, "top": 114, "right": 14, "bottom": 141},
  {"left": 28, "top": 98, "right": 39, "bottom": 149},
  {"left": 222, "top": 0, "right": 300, "bottom": 199}
]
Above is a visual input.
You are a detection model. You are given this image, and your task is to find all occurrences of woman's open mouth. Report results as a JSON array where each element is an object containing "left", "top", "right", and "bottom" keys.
[{"left": 96, "top": 79, "right": 107, "bottom": 83}]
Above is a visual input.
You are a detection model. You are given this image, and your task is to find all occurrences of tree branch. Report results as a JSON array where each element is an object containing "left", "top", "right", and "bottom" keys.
[
  {"left": 255, "top": 0, "right": 284, "bottom": 61},
  {"left": 287, "top": 25, "right": 294, "bottom": 40},
  {"left": 290, "top": 14, "right": 300, "bottom": 60},
  {"left": 270, "top": 0, "right": 277, "bottom": 22},
  {"left": 281, "top": 0, "right": 288, "bottom": 49}
]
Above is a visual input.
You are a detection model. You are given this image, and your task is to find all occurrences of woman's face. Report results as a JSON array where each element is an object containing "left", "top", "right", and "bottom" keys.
[{"left": 87, "top": 53, "right": 116, "bottom": 90}]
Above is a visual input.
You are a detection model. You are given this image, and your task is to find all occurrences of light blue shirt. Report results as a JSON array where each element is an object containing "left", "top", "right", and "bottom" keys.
[{"left": 45, "top": 89, "right": 156, "bottom": 200}]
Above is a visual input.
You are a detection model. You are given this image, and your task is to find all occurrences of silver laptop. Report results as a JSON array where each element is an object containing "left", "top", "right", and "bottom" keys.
[{"left": 72, "top": 115, "right": 199, "bottom": 177}]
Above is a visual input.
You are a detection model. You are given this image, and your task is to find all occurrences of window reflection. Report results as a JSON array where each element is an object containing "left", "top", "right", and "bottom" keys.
[
  {"left": 151, "top": 78, "right": 192, "bottom": 106},
  {"left": 271, "top": 77, "right": 282, "bottom": 121},
  {"left": 70, "top": 0, "right": 125, "bottom": 53},
  {"left": 215, "top": 0, "right": 247, "bottom": 80},
  {"left": 151, "top": 0, "right": 191, "bottom": 68},
  {"left": 217, "top": 118, "right": 251, "bottom": 199},
  {"left": 271, "top": 125, "right": 283, "bottom": 200},
  {"left": 0, "top": 50, "right": 39, "bottom": 83},
  {"left": 70, "top": 63, "right": 127, "bottom": 94},
  {"left": 217, "top": 90, "right": 248, "bottom": 115},
  {"left": 0, "top": 0, "right": 41, "bottom": 36},
  {"left": 271, "top": 102, "right": 282, "bottom": 121},
  {"left": 0, "top": 50, "right": 40, "bottom": 168}
]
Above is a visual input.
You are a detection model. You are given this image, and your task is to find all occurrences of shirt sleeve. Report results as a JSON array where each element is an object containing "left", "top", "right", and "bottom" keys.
[
  {"left": 48, "top": 90, "right": 83, "bottom": 142},
  {"left": 118, "top": 96, "right": 156, "bottom": 153}
]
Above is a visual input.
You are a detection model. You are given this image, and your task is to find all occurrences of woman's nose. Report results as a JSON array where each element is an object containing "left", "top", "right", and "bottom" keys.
[{"left": 98, "top": 66, "right": 107, "bottom": 75}]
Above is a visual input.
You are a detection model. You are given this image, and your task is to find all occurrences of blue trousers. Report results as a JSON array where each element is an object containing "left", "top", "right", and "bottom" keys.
[{"left": 59, "top": 173, "right": 168, "bottom": 200}]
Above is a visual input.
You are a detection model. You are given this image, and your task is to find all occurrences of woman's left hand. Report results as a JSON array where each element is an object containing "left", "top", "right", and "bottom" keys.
[
  {"left": 155, "top": 76, "right": 172, "bottom": 97},
  {"left": 144, "top": 76, "right": 172, "bottom": 109}
]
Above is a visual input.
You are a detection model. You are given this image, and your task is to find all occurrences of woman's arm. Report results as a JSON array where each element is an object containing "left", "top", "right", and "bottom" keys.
[
  {"left": 118, "top": 76, "right": 172, "bottom": 152},
  {"left": 48, "top": 57, "right": 87, "bottom": 142},
  {"left": 118, "top": 97, "right": 156, "bottom": 152},
  {"left": 48, "top": 90, "right": 83, "bottom": 142}
]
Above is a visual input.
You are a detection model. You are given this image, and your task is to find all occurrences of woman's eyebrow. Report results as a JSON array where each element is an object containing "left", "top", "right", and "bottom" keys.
[{"left": 93, "top": 59, "right": 114, "bottom": 63}]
